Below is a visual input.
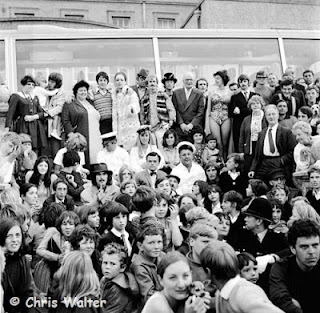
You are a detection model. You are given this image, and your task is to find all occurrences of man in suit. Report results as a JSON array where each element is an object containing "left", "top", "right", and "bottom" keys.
[
  {"left": 229, "top": 74, "right": 257, "bottom": 152},
  {"left": 135, "top": 151, "right": 167, "bottom": 189},
  {"left": 248, "top": 104, "right": 296, "bottom": 186},
  {"left": 172, "top": 71, "right": 204, "bottom": 142},
  {"left": 45, "top": 72, "right": 66, "bottom": 159}
]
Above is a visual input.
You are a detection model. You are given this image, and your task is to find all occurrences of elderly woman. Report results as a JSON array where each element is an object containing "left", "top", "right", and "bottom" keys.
[
  {"left": 292, "top": 121, "right": 320, "bottom": 194},
  {"left": 81, "top": 163, "right": 119, "bottom": 206},
  {"left": 205, "top": 70, "right": 232, "bottom": 160},
  {"left": 112, "top": 71, "right": 140, "bottom": 151},
  {"left": 239, "top": 95, "right": 267, "bottom": 174},
  {"left": 5, "top": 75, "right": 47, "bottom": 154},
  {"left": 61, "top": 80, "right": 102, "bottom": 164}
]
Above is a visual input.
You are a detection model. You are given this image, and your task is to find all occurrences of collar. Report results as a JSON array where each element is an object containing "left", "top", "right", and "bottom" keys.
[
  {"left": 257, "top": 228, "right": 268, "bottom": 242},
  {"left": 220, "top": 275, "right": 242, "bottom": 299},
  {"left": 96, "top": 88, "right": 108, "bottom": 95},
  {"left": 111, "top": 228, "right": 128, "bottom": 238},
  {"left": 229, "top": 211, "right": 240, "bottom": 224},
  {"left": 312, "top": 189, "right": 320, "bottom": 200},
  {"left": 268, "top": 123, "right": 279, "bottom": 131},
  {"left": 55, "top": 195, "right": 65, "bottom": 204}
]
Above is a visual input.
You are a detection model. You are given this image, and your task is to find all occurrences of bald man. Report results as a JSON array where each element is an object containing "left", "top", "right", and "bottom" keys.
[{"left": 172, "top": 72, "right": 204, "bottom": 142}]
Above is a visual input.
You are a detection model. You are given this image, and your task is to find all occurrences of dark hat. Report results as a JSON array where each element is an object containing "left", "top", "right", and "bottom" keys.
[
  {"left": 268, "top": 168, "right": 286, "bottom": 181},
  {"left": 137, "top": 68, "right": 149, "bottom": 78},
  {"left": 89, "top": 163, "right": 113, "bottom": 176},
  {"left": 244, "top": 198, "right": 273, "bottom": 223},
  {"left": 256, "top": 70, "right": 267, "bottom": 78},
  {"left": 162, "top": 72, "right": 177, "bottom": 84},
  {"left": 167, "top": 174, "right": 181, "bottom": 184}
]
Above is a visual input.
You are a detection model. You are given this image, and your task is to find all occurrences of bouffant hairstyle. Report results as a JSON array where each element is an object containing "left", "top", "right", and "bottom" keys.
[
  {"left": 162, "top": 128, "right": 178, "bottom": 148},
  {"left": 48, "top": 72, "right": 63, "bottom": 89},
  {"left": 20, "top": 75, "right": 35, "bottom": 86},
  {"left": 73, "top": 80, "right": 89, "bottom": 97},
  {"left": 298, "top": 106, "right": 313, "bottom": 119},
  {"left": 69, "top": 224, "right": 97, "bottom": 250},
  {"left": 213, "top": 70, "right": 230, "bottom": 86},
  {"left": 55, "top": 211, "right": 80, "bottom": 234}
]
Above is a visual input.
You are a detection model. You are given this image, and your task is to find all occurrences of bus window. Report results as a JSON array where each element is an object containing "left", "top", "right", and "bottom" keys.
[
  {"left": 283, "top": 39, "right": 320, "bottom": 78},
  {"left": 158, "top": 38, "right": 282, "bottom": 88},
  {"left": 16, "top": 38, "right": 155, "bottom": 93},
  {"left": 0, "top": 41, "right": 5, "bottom": 85}
]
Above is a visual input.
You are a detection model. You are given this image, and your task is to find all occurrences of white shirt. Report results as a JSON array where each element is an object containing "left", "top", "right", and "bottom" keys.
[
  {"left": 97, "top": 146, "right": 130, "bottom": 177},
  {"left": 171, "top": 162, "right": 206, "bottom": 194},
  {"left": 257, "top": 229, "right": 268, "bottom": 243},
  {"left": 54, "top": 147, "right": 85, "bottom": 167},
  {"left": 220, "top": 275, "right": 242, "bottom": 300},
  {"left": 263, "top": 124, "right": 280, "bottom": 156},
  {"left": 184, "top": 87, "right": 193, "bottom": 101},
  {"left": 111, "top": 228, "right": 132, "bottom": 256}
]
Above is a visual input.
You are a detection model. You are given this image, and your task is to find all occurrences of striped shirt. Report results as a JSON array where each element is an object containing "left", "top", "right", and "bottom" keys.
[{"left": 93, "top": 89, "right": 112, "bottom": 120}]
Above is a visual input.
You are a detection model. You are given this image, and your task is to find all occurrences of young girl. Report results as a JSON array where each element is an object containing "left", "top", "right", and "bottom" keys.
[
  {"left": 202, "top": 134, "right": 220, "bottom": 165},
  {"left": 271, "top": 185, "right": 292, "bottom": 221},
  {"left": 268, "top": 198, "right": 289, "bottom": 234},
  {"left": 192, "top": 180, "right": 209, "bottom": 207},
  {"left": 204, "top": 184, "right": 223, "bottom": 214},
  {"left": 155, "top": 192, "right": 183, "bottom": 251},
  {"left": 77, "top": 205, "right": 100, "bottom": 232},
  {"left": 237, "top": 252, "right": 259, "bottom": 284},
  {"left": 120, "top": 179, "right": 137, "bottom": 197},
  {"left": 191, "top": 125, "right": 206, "bottom": 167},
  {"left": 161, "top": 128, "right": 180, "bottom": 173},
  {"left": 214, "top": 212, "right": 231, "bottom": 241},
  {"left": 155, "top": 176, "right": 172, "bottom": 197}
]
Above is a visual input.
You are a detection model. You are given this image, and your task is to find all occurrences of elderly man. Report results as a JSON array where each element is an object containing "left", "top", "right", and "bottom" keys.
[
  {"left": 140, "top": 74, "right": 176, "bottom": 149},
  {"left": 270, "top": 219, "right": 320, "bottom": 313},
  {"left": 248, "top": 104, "right": 296, "bottom": 186},
  {"left": 172, "top": 71, "right": 204, "bottom": 142},
  {"left": 170, "top": 141, "right": 206, "bottom": 194}
]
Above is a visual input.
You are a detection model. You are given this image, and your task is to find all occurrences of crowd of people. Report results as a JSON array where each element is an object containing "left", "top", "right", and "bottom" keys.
[{"left": 0, "top": 66, "right": 320, "bottom": 313}]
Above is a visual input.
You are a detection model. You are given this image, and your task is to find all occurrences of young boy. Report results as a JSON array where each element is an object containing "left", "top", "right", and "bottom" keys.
[
  {"left": 221, "top": 190, "right": 246, "bottom": 252},
  {"left": 306, "top": 166, "right": 320, "bottom": 215},
  {"left": 130, "top": 222, "right": 165, "bottom": 306},
  {"left": 100, "top": 243, "right": 139, "bottom": 312},
  {"left": 131, "top": 185, "right": 162, "bottom": 236},
  {"left": 187, "top": 223, "right": 217, "bottom": 295},
  {"left": 98, "top": 201, "right": 135, "bottom": 257},
  {"left": 120, "top": 179, "right": 137, "bottom": 197}
]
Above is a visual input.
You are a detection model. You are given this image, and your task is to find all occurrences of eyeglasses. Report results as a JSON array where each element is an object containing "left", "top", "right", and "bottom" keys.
[{"left": 138, "top": 76, "right": 146, "bottom": 80}]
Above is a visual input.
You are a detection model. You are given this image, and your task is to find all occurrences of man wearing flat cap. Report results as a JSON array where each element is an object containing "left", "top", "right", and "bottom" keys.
[
  {"left": 131, "top": 68, "right": 149, "bottom": 101},
  {"left": 81, "top": 163, "right": 119, "bottom": 206},
  {"left": 171, "top": 141, "right": 206, "bottom": 194},
  {"left": 97, "top": 131, "right": 130, "bottom": 182},
  {"left": 162, "top": 72, "right": 177, "bottom": 98},
  {"left": 172, "top": 71, "right": 204, "bottom": 142}
]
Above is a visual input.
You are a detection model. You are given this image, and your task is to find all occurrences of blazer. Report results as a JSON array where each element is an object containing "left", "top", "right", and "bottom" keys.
[
  {"left": 229, "top": 91, "right": 256, "bottom": 121},
  {"left": 249, "top": 125, "right": 297, "bottom": 173},
  {"left": 172, "top": 88, "right": 204, "bottom": 126},
  {"left": 135, "top": 169, "right": 167, "bottom": 188},
  {"left": 239, "top": 114, "right": 268, "bottom": 155}
]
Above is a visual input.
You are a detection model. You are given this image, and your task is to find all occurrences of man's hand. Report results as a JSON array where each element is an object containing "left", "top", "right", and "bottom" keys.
[
  {"left": 180, "top": 123, "right": 188, "bottom": 133},
  {"left": 233, "top": 107, "right": 240, "bottom": 114}
]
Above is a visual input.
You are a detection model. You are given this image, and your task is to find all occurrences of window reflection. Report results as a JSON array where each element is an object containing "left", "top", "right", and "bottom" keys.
[
  {"left": 16, "top": 39, "right": 155, "bottom": 93},
  {"left": 0, "top": 41, "right": 5, "bottom": 85},
  {"left": 159, "top": 38, "right": 282, "bottom": 88},
  {"left": 283, "top": 39, "right": 320, "bottom": 78}
]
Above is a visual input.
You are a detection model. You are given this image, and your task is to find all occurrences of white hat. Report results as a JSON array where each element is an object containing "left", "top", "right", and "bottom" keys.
[
  {"left": 176, "top": 141, "right": 196, "bottom": 153},
  {"left": 101, "top": 131, "right": 117, "bottom": 141}
]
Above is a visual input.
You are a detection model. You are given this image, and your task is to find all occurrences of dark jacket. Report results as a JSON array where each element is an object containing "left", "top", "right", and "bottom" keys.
[
  {"left": 218, "top": 171, "right": 248, "bottom": 198},
  {"left": 269, "top": 255, "right": 320, "bottom": 313},
  {"left": 100, "top": 272, "right": 139, "bottom": 313}
]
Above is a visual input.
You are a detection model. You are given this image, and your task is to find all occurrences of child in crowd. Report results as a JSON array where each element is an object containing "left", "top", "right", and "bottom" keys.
[
  {"left": 202, "top": 134, "right": 220, "bottom": 165},
  {"left": 191, "top": 125, "right": 206, "bottom": 167},
  {"left": 120, "top": 179, "right": 137, "bottom": 197},
  {"left": 192, "top": 180, "right": 209, "bottom": 207},
  {"left": 221, "top": 190, "right": 245, "bottom": 251},
  {"left": 100, "top": 243, "right": 139, "bottom": 313},
  {"left": 219, "top": 153, "right": 247, "bottom": 197},
  {"left": 98, "top": 201, "right": 135, "bottom": 257},
  {"left": 237, "top": 252, "right": 259, "bottom": 284},
  {"left": 14, "top": 133, "right": 37, "bottom": 187},
  {"left": 187, "top": 223, "right": 217, "bottom": 296},
  {"left": 306, "top": 165, "right": 320, "bottom": 215},
  {"left": 130, "top": 222, "right": 165, "bottom": 306},
  {"left": 131, "top": 185, "right": 163, "bottom": 236},
  {"left": 154, "top": 192, "right": 183, "bottom": 251},
  {"left": 167, "top": 174, "right": 181, "bottom": 200},
  {"left": 204, "top": 184, "right": 223, "bottom": 214},
  {"left": 271, "top": 185, "right": 292, "bottom": 221},
  {"left": 268, "top": 198, "right": 289, "bottom": 234},
  {"left": 155, "top": 176, "right": 172, "bottom": 197},
  {"left": 77, "top": 204, "right": 100, "bottom": 232},
  {"left": 214, "top": 212, "right": 231, "bottom": 241}
]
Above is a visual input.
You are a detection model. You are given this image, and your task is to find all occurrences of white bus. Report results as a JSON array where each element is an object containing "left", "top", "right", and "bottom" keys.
[{"left": 0, "top": 25, "right": 319, "bottom": 94}]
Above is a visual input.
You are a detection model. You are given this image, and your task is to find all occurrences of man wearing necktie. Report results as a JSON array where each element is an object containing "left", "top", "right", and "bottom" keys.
[
  {"left": 135, "top": 151, "right": 167, "bottom": 189},
  {"left": 248, "top": 105, "right": 296, "bottom": 186},
  {"left": 229, "top": 74, "right": 257, "bottom": 152}
]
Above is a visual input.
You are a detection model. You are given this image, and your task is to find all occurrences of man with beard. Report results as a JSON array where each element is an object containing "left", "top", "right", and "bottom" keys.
[
  {"left": 81, "top": 163, "right": 119, "bottom": 206},
  {"left": 140, "top": 74, "right": 176, "bottom": 149},
  {"left": 270, "top": 219, "right": 320, "bottom": 313}
]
